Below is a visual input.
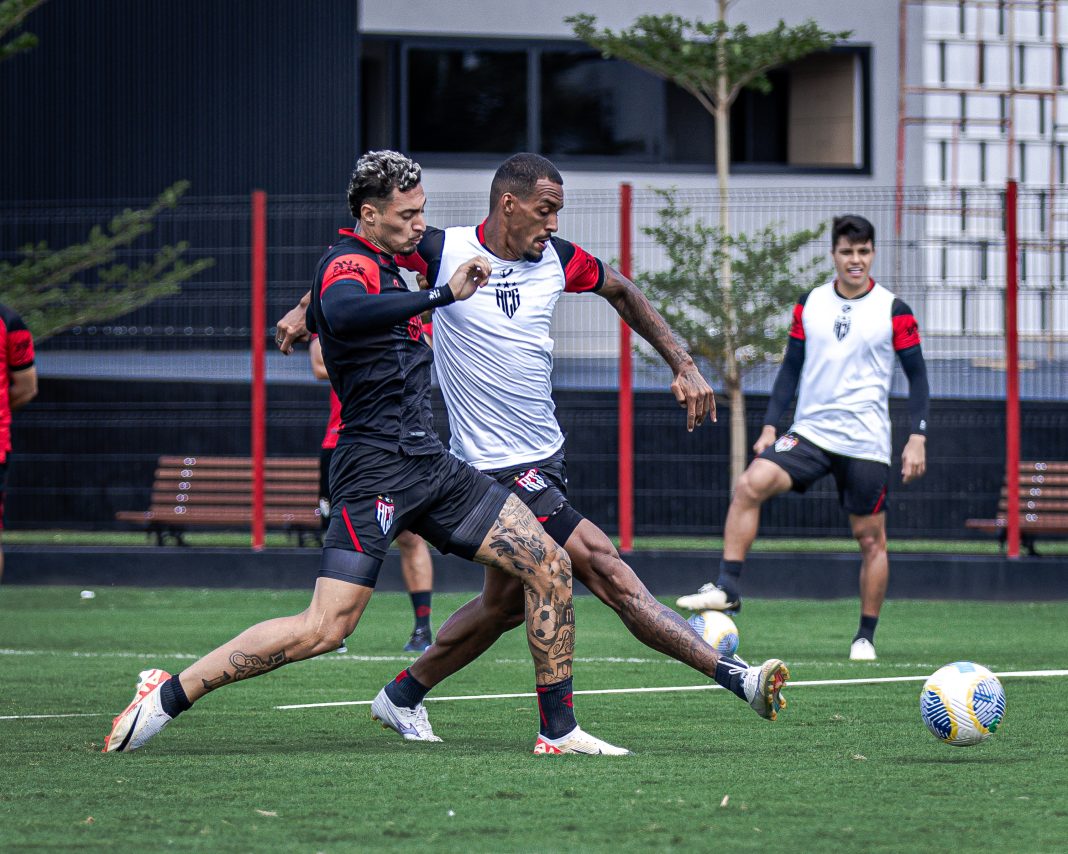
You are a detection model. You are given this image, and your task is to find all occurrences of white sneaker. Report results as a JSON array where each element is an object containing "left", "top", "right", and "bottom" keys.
[
  {"left": 676, "top": 583, "right": 741, "bottom": 613},
  {"left": 103, "top": 669, "right": 174, "bottom": 753},
  {"left": 739, "top": 658, "right": 790, "bottom": 721},
  {"left": 370, "top": 687, "right": 442, "bottom": 742},
  {"left": 849, "top": 638, "right": 877, "bottom": 661},
  {"left": 533, "top": 726, "right": 631, "bottom": 755}
]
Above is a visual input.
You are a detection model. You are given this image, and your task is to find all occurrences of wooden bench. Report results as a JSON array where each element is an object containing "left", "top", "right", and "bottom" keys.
[
  {"left": 116, "top": 455, "right": 323, "bottom": 546},
  {"left": 965, "top": 461, "right": 1068, "bottom": 556}
]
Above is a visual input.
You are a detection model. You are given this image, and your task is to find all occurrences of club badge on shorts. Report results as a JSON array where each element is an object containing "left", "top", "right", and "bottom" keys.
[
  {"left": 514, "top": 468, "right": 548, "bottom": 492},
  {"left": 774, "top": 434, "right": 799, "bottom": 453},
  {"left": 375, "top": 496, "right": 394, "bottom": 534}
]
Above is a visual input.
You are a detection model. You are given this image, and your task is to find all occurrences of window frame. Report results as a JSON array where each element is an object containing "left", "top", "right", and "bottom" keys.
[{"left": 361, "top": 34, "right": 872, "bottom": 176}]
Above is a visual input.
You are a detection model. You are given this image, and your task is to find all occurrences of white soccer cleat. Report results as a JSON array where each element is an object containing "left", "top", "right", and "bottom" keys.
[
  {"left": 103, "top": 668, "right": 174, "bottom": 753},
  {"left": 849, "top": 638, "right": 877, "bottom": 661},
  {"left": 533, "top": 726, "right": 631, "bottom": 755},
  {"left": 370, "top": 687, "right": 442, "bottom": 742},
  {"left": 675, "top": 583, "right": 741, "bottom": 613},
  {"left": 741, "top": 658, "right": 790, "bottom": 721}
]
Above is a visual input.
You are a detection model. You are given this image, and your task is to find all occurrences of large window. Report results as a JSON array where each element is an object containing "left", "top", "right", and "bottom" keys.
[{"left": 359, "top": 36, "right": 870, "bottom": 173}]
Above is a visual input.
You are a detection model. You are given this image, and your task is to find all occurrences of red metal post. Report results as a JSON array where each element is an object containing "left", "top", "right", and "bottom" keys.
[
  {"left": 251, "top": 190, "right": 268, "bottom": 551},
  {"left": 618, "top": 183, "right": 634, "bottom": 554},
  {"left": 1004, "top": 180, "right": 1020, "bottom": 558}
]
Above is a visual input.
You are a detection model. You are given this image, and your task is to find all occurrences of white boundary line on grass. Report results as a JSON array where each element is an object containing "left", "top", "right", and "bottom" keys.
[{"left": 274, "top": 669, "right": 1068, "bottom": 710}]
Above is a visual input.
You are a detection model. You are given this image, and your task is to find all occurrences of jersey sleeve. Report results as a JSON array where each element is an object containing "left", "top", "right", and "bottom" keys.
[
  {"left": 788, "top": 291, "right": 811, "bottom": 341},
  {"left": 397, "top": 226, "right": 445, "bottom": 287},
  {"left": 552, "top": 236, "right": 605, "bottom": 293},
  {"left": 320, "top": 253, "right": 381, "bottom": 296},
  {"left": 891, "top": 298, "right": 922, "bottom": 350},
  {"left": 5, "top": 309, "right": 35, "bottom": 371}
]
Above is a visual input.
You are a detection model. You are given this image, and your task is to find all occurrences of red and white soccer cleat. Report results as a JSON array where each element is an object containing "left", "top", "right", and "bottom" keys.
[{"left": 103, "top": 668, "right": 174, "bottom": 753}]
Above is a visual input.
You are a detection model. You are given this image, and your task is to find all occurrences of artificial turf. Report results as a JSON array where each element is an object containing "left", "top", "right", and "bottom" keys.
[{"left": 1, "top": 587, "right": 1065, "bottom": 852}]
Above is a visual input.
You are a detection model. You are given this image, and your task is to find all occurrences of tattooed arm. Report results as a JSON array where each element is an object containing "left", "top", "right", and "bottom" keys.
[{"left": 597, "top": 264, "right": 716, "bottom": 431}]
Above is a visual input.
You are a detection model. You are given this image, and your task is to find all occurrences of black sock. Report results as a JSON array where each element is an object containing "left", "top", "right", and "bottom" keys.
[
  {"left": 713, "top": 655, "right": 750, "bottom": 700},
  {"left": 410, "top": 591, "right": 432, "bottom": 631},
  {"left": 854, "top": 614, "right": 879, "bottom": 643},
  {"left": 716, "top": 560, "right": 744, "bottom": 598},
  {"left": 384, "top": 668, "right": 430, "bottom": 709},
  {"left": 159, "top": 675, "right": 192, "bottom": 718},
  {"left": 536, "top": 677, "right": 577, "bottom": 739}
]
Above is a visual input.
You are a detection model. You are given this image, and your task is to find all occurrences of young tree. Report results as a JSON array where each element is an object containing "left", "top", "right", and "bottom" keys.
[
  {"left": 635, "top": 191, "right": 827, "bottom": 484},
  {"left": 568, "top": 5, "right": 849, "bottom": 484},
  {"left": 0, "top": 0, "right": 213, "bottom": 340}
]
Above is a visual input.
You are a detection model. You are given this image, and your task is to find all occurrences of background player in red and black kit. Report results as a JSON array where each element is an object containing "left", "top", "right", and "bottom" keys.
[
  {"left": 310, "top": 336, "right": 435, "bottom": 653},
  {"left": 678, "top": 215, "right": 930, "bottom": 661},
  {"left": 0, "top": 302, "right": 38, "bottom": 582},
  {"left": 105, "top": 150, "right": 627, "bottom": 756}
]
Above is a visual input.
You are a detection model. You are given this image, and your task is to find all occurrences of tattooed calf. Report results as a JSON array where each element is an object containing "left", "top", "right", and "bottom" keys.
[{"left": 201, "top": 649, "right": 289, "bottom": 691}]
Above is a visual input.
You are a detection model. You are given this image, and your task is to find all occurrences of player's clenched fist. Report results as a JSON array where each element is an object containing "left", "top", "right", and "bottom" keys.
[{"left": 447, "top": 256, "right": 492, "bottom": 302}]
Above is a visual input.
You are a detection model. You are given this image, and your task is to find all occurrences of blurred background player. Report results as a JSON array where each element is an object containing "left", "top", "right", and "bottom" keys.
[
  {"left": 310, "top": 335, "right": 435, "bottom": 653},
  {"left": 0, "top": 302, "right": 38, "bottom": 582},
  {"left": 677, "top": 215, "right": 930, "bottom": 661}
]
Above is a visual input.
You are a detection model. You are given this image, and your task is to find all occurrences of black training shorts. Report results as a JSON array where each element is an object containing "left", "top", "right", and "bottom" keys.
[
  {"left": 483, "top": 448, "right": 584, "bottom": 547},
  {"left": 320, "top": 443, "right": 509, "bottom": 585},
  {"left": 758, "top": 432, "right": 889, "bottom": 516}
]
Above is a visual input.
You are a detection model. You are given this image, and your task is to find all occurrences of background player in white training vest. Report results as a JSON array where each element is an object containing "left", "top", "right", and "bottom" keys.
[{"left": 677, "top": 214, "right": 930, "bottom": 662}]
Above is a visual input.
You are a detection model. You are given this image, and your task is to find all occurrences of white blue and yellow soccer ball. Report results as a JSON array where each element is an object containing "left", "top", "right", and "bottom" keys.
[
  {"left": 686, "top": 610, "right": 739, "bottom": 656},
  {"left": 920, "top": 661, "right": 1006, "bottom": 746}
]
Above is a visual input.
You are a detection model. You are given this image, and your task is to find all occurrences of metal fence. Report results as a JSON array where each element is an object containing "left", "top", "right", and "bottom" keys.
[{"left": 1, "top": 185, "right": 1064, "bottom": 538}]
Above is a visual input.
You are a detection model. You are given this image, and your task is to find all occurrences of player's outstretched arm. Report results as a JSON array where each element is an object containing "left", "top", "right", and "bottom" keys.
[
  {"left": 275, "top": 291, "right": 311, "bottom": 354},
  {"left": 598, "top": 264, "right": 716, "bottom": 431},
  {"left": 897, "top": 343, "right": 930, "bottom": 484}
]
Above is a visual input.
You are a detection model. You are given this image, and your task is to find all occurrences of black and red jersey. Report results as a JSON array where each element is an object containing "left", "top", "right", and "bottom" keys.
[
  {"left": 308, "top": 229, "right": 454, "bottom": 456},
  {"left": 0, "top": 303, "right": 35, "bottom": 460}
]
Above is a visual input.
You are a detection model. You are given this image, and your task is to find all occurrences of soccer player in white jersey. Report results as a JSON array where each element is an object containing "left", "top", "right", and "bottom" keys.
[
  {"left": 277, "top": 153, "right": 791, "bottom": 744},
  {"left": 677, "top": 215, "right": 930, "bottom": 661}
]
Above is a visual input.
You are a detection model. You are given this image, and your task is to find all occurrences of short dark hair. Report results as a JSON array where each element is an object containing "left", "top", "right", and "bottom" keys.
[
  {"left": 347, "top": 150, "right": 422, "bottom": 218},
  {"left": 831, "top": 214, "right": 875, "bottom": 248},
  {"left": 489, "top": 153, "right": 563, "bottom": 211}
]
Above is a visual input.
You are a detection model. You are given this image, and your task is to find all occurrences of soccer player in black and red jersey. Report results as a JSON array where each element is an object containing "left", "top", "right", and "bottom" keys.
[
  {"left": 677, "top": 215, "right": 930, "bottom": 661},
  {"left": 310, "top": 335, "right": 435, "bottom": 653},
  {"left": 104, "top": 150, "right": 627, "bottom": 756},
  {"left": 0, "top": 302, "right": 38, "bottom": 582}
]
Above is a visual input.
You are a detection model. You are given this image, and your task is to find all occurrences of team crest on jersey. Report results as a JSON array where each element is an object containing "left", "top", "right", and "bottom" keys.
[
  {"left": 375, "top": 496, "right": 394, "bottom": 534},
  {"left": 774, "top": 434, "right": 799, "bottom": 453},
  {"left": 833, "top": 306, "right": 852, "bottom": 341},
  {"left": 496, "top": 283, "right": 521, "bottom": 318},
  {"left": 515, "top": 468, "right": 548, "bottom": 492},
  {"left": 406, "top": 315, "right": 424, "bottom": 341}
]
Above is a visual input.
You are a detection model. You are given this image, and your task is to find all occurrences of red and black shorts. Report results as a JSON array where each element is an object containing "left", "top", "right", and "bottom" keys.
[
  {"left": 319, "top": 443, "right": 509, "bottom": 587},
  {"left": 758, "top": 432, "right": 889, "bottom": 517},
  {"left": 483, "top": 449, "right": 584, "bottom": 547}
]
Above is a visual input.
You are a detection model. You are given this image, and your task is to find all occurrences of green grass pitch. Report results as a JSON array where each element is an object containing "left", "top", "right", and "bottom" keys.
[{"left": 2, "top": 586, "right": 1066, "bottom": 852}]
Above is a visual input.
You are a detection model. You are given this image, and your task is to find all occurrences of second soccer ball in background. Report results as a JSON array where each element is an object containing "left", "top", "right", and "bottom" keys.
[{"left": 686, "top": 610, "right": 739, "bottom": 656}]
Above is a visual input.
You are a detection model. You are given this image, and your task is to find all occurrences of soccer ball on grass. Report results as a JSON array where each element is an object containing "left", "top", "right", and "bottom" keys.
[
  {"left": 919, "top": 661, "right": 1006, "bottom": 746},
  {"left": 686, "top": 610, "right": 739, "bottom": 656}
]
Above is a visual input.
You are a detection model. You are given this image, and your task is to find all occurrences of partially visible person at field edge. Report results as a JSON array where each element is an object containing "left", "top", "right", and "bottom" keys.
[
  {"left": 310, "top": 334, "right": 435, "bottom": 653},
  {"left": 276, "top": 153, "right": 790, "bottom": 742},
  {"left": 676, "top": 214, "right": 930, "bottom": 662},
  {"left": 0, "top": 303, "right": 37, "bottom": 582},
  {"left": 103, "top": 149, "right": 627, "bottom": 757}
]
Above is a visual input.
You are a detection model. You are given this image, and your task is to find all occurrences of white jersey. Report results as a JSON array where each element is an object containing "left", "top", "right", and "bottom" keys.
[
  {"left": 788, "top": 280, "right": 921, "bottom": 465},
  {"left": 398, "top": 224, "right": 604, "bottom": 469}
]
